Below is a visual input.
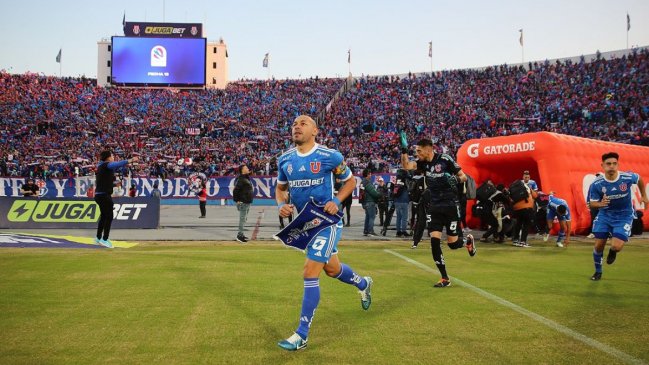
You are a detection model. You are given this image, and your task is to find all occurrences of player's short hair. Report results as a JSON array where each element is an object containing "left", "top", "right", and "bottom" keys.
[
  {"left": 557, "top": 205, "right": 567, "bottom": 215},
  {"left": 238, "top": 164, "right": 247, "bottom": 174},
  {"left": 362, "top": 168, "right": 370, "bottom": 177},
  {"left": 293, "top": 115, "right": 317, "bottom": 128},
  {"left": 100, "top": 150, "right": 112, "bottom": 161},
  {"left": 523, "top": 170, "right": 530, "bottom": 175},
  {"left": 601, "top": 152, "right": 619, "bottom": 162},
  {"left": 416, "top": 138, "right": 433, "bottom": 148}
]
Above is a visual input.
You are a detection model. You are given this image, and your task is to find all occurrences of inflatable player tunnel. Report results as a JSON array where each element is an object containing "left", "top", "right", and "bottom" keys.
[{"left": 457, "top": 132, "right": 649, "bottom": 234}]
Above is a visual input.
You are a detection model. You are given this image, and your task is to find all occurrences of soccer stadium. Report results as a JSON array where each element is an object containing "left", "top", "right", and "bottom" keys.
[{"left": 1, "top": 1, "right": 649, "bottom": 364}]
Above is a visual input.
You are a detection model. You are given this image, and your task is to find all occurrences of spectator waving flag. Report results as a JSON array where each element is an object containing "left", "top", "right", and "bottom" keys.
[
  {"left": 263, "top": 53, "right": 269, "bottom": 68},
  {"left": 55, "top": 49, "right": 62, "bottom": 63}
]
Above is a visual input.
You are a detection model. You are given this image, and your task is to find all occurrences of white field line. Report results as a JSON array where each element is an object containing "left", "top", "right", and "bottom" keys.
[{"left": 384, "top": 249, "right": 647, "bottom": 365}]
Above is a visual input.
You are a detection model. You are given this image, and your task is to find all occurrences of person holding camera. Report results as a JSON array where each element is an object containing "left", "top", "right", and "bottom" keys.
[{"left": 480, "top": 183, "right": 510, "bottom": 243}]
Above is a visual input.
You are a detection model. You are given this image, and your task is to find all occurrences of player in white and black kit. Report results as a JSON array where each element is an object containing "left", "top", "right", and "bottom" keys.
[{"left": 400, "top": 136, "right": 476, "bottom": 288}]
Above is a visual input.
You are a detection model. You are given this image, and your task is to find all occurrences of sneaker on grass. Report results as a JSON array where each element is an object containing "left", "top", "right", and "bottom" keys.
[
  {"left": 434, "top": 278, "right": 451, "bottom": 288},
  {"left": 359, "top": 276, "right": 373, "bottom": 310},
  {"left": 277, "top": 333, "right": 307, "bottom": 351}
]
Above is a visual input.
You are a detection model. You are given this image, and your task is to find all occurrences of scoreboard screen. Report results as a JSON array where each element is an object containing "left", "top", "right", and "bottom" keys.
[{"left": 111, "top": 37, "right": 206, "bottom": 87}]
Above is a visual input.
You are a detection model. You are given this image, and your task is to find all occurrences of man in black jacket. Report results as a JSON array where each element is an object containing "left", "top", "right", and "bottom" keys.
[
  {"left": 21, "top": 178, "right": 40, "bottom": 197},
  {"left": 94, "top": 150, "right": 138, "bottom": 248},
  {"left": 233, "top": 164, "right": 253, "bottom": 243},
  {"left": 480, "top": 184, "right": 510, "bottom": 243}
]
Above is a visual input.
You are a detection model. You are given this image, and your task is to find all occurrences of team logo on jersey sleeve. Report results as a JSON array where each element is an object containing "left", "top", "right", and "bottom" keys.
[
  {"left": 620, "top": 183, "right": 627, "bottom": 192},
  {"left": 333, "top": 161, "right": 348, "bottom": 175},
  {"left": 310, "top": 162, "right": 321, "bottom": 173}
]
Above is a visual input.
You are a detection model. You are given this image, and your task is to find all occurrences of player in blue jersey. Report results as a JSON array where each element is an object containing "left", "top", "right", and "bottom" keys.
[
  {"left": 542, "top": 194, "right": 571, "bottom": 247},
  {"left": 588, "top": 152, "right": 648, "bottom": 281},
  {"left": 585, "top": 173, "right": 603, "bottom": 239},
  {"left": 523, "top": 170, "right": 538, "bottom": 191},
  {"left": 275, "top": 115, "right": 373, "bottom": 351}
]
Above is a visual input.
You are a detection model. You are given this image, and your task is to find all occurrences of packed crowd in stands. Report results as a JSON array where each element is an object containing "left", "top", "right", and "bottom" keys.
[
  {"left": 1, "top": 48, "right": 647, "bottom": 179},
  {"left": 323, "top": 48, "right": 649, "bottom": 165},
  {"left": 0, "top": 75, "right": 341, "bottom": 178}
]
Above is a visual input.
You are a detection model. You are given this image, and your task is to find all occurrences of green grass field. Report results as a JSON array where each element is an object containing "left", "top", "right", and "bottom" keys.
[{"left": 1, "top": 238, "right": 648, "bottom": 364}]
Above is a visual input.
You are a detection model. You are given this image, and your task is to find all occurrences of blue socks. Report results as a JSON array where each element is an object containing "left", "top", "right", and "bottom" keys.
[
  {"left": 593, "top": 249, "right": 603, "bottom": 273},
  {"left": 335, "top": 263, "right": 368, "bottom": 290},
  {"left": 296, "top": 278, "right": 320, "bottom": 340},
  {"left": 296, "top": 265, "right": 368, "bottom": 339}
]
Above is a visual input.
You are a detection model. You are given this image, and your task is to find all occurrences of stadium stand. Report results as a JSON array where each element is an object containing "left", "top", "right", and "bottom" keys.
[{"left": 1, "top": 48, "right": 647, "bottom": 178}]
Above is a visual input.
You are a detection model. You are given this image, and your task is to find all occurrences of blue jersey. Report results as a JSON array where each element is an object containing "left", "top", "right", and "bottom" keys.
[
  {"left": 588, "top": 172, "right": 639, "bottom": 219},
  {"left": 547, "top": 195, "right": 571, "bottom": 221},
  {"left": 525, "top": 179, "right": 538, "bottom": 191},
  {"left": 548, "top": 195, "right": 568, "bottom": 213},
  {"left": 586, "top": 183, "right": 594, "bottom": 204},
  {"left": 277, "top": 144, "right": 353, "bottom": 211}
]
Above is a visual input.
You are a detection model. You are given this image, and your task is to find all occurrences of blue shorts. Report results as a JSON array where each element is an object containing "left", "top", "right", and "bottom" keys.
[
  {"left": 306, "top": 222, "right": 343, "bottom": 263},
  {"left": 547, "top": 208, "right": 571, "bottom": 222},
  {"left": 592, "top": 214, "right": 633, "bottom": 242}
]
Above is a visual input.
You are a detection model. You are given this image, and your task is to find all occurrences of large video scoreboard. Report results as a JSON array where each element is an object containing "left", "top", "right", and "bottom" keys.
[
  {"left": 111, "top": 22, "right": 205, "bottom": 88},
  {"left": 111, "top": 37, "right": 206, "bottom": 87}
]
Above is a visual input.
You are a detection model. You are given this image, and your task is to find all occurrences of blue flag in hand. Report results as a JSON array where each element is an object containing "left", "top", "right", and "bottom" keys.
[{"left": 273, "top": 199, "right": 343, "bottom": 250}]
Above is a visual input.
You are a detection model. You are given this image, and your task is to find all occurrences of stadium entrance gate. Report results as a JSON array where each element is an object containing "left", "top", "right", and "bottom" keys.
[{"left": 457, "top": 132, "right": 649, "bottom": 234}]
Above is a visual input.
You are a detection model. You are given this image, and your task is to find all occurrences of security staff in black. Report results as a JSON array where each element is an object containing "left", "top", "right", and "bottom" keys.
[
  {"left": 400, "top": 137, "right": 476, "bottom": 288},
  {"left": 94, "top": 150, "right": 138, "bottom": 248}
]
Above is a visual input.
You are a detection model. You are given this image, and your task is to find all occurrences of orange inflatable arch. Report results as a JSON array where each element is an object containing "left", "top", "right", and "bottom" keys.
[{"left": 457, "top": 132, "right": 649, "bottom": 234}]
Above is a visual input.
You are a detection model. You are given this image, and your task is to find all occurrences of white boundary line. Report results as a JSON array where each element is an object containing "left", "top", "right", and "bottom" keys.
[{"left": 384, "top": 249, "right": 647, "bottom": 365}]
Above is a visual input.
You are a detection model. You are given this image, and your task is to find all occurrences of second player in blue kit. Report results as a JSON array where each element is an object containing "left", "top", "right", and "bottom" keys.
[{"left": 588, "top": 152, "right": 648, "bottom": 281}]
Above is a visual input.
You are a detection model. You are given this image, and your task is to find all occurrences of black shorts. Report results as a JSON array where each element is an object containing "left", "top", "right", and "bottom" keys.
[{"left": 426, "top": 205, "right": 461, "bottom": 236}]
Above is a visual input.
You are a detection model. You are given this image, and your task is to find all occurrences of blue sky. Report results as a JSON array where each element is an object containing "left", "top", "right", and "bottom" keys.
[{"left": 1, "top": 0, "right": 647, "bottom": 80}]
